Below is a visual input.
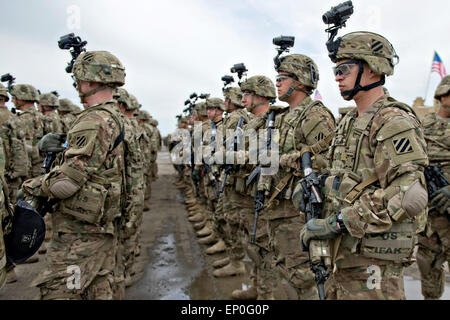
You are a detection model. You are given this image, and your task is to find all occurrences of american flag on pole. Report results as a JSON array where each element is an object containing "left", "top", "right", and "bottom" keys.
[
  {"left": 431, "top": 51, "right": 447, "bottom": 79},
  {"left": 314, "top": 89, "right": 322, "bottom": 101}
]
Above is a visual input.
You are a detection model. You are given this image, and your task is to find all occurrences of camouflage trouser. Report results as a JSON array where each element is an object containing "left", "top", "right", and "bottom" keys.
[
  {"left": 213, "top": 187, "right": 245, "bottom": 261},
  {"left": 417, "top": 213, "right": 450, "bottom": 299},
  {"left": 325, "top": 263, "right": 406, "bottom": 300},
  {"left": 239, "top": 195, "right": 275, "bottom": 299},
  {"left": 32, "top": 232, "right": 117, "bottom": 300},
  {"left": 268, "top": 212, "right": 318, "bottom": 300}
]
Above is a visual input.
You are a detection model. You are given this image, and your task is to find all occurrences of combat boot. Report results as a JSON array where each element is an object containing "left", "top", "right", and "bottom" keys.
[
  {"left": 213, "top": 261, "right": 245, "bottom": 277},
  {"left": 196, "top": 224, "right": 213, "bottom": 237},
  {"left": 213, "top": 256, "right": 230, "bottom": 268},
  {"left": 205, "top": 239, "right": 226, "bottom": 255},
  {"left": 231, "top": 287, "right": 257, "bottom": 300},
  {"left": 198, "top": 233, "right": 217, "bottom": 245},
  {"left": 188, "top": 212, "right": 204, "bottom": 223}
]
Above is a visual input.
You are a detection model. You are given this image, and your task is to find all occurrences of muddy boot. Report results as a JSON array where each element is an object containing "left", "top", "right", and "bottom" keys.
[
  {"left": 205, "top": 239, "right": 226, "bottom": 255},
  {"left": 213, "top": 261, "right": 246, "bottom": 278},
  {"left": 196, "top": 224, "right": 213, "bottom": 237},
  {"left": 193, "top": 219, "right": 207, "bottom": 230},
  {"left": 6, "top": 269, "right": 17, "bottom": 284},
  {"left": 188, "top": 212, "right": 204, "bottom": 223},
  {"left": 198, "top": 233, "right": 217, "bottom": 245},
  {"left": 22, "top": 252, "right": 39, "bottom": 264},
  {"left": 231, "top": 286, "right": 257, "bottom": 300},
  {"left": 213, "top": 256, "right": 230, "bottom": 269}
]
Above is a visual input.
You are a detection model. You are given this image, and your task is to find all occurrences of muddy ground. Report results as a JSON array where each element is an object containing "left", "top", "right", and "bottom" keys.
[{"left": 1, "top": 148, "right": 449, "bottom": 300}]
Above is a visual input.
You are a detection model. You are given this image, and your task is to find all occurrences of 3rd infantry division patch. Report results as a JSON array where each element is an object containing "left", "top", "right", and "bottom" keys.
[{"left": 393, "top": 137, "right": 413, "bottom": 154}]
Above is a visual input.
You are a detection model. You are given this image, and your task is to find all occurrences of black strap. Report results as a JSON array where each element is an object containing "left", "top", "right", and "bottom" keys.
[
  {"left": 341, "top": 61, "right": 386, "bottom": 100},
  {"left": 112, "top": 125, "right": 125, "bottom": 152}
]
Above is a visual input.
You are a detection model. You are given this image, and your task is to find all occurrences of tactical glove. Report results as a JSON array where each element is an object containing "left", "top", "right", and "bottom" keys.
[
  {"left": 431, "top": 185, "right": 450, "bottom": 214},
  {"left": 38, "top": 133, "right": 67, "bottom": 153},
  {"left": 300, "top": 215, "right": 342, "bottom": 248}
]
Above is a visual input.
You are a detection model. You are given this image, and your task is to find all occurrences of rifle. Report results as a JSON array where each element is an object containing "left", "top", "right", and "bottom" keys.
[
  {"left": 249, "top": 110, "right": 276, "bottom": 244},
  {"left": 217, "top": 116, "right": 245, "bottom": 198},
  {"left": 299, "top": 151, "right": 329, "bottom": 300},
  {"left": 424, "top": 165, "right": 449, "bottom": 201}
]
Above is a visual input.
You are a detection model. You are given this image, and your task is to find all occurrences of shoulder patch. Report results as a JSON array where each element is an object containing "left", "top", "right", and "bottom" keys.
[{"left": 392, "top": 137, "right": 413, "bottom": 154}]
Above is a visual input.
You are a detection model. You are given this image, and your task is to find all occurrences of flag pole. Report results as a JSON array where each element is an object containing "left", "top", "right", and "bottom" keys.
[{"left": 423, "top": 51, "right": 435, "bottom": 104}]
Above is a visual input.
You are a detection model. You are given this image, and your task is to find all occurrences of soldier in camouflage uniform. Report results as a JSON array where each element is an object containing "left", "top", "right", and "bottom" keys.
[
  {"left": 136, "top": 108, "right": 155, "bottom": 209},
  {"left": 0, "top": 83, "right": 28, "bottom": 204},
  {"left": 58, "top": 98, "right": 78, "bottom": 134},
  {"left": 417, "top": 75, "right": 450, "bottom": 299},
  {"left": 113, "top": 87, "right": 145, "bottom": 296},
  {"left": 259, "top": 54, "right": 336, "bottom": 300},
  {"left": 187, "top": 102, "right": 210, "bottom": 227},
  {"left": 25, "top": 50, "right": 126, "bottom": 300},
  {"left": 211, "top": 88, "right": 252, "bottom": 278},
  {"left": 149, "top": 117, "right": 161, "bottom": 182},
  {"left": 223, "top": 75, "right": 280, "bottom": 299},
  {"left": 299, "top": 32, "right": 429, "bottom": 300},
  {"left": 10, "top": 84, "right": 44, "bottom": 179},
  {"left": 39, "top": 93, "right": 63, "bottom": 135},
  {"left": 196, "top": 98, "right": 226, "bottom": 250}
]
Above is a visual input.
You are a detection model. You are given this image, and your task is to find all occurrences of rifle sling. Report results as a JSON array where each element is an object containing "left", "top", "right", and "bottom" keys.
[{"left": 266, "top": 172, "right": 293, "bottom": 209}]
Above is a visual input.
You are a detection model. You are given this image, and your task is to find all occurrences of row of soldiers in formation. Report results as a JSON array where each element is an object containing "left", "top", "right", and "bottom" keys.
[
  {"left": 0, "top": 50, "right": 162, "bottom": 299},
  {"left": 169, "top": 30, "right": 449, "bottom": 300}
]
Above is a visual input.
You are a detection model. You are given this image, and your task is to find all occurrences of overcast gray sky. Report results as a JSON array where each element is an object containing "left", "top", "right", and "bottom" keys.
[{"left": 1, "top": 0, "right": 449, "bottom": 136}]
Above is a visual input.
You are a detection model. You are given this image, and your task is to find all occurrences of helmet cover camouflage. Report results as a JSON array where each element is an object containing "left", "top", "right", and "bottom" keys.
[
  {"left": 58, "top": 98, "right": 74, "bottom": 112},
  {"left": 39, "top": 93, "right": 60, "bottom": 107},
  {"left": 71, "top": 104, "right": 82, "bottom": 114},
  {"left": 127, "top": 93, "right": 140, "bottom": 111},
  {"left": 72, "top": 50, "right": 126, "bottom": 87},
  {"left": 137, "top": 109, "right": 151, "bottom": 121},
  {"left": 240, "top": 75, "right": 276, "bottom": 100},
  {"left": 222, "top": 87, "right": 244, "bottom": 107},
  {"left": 277, "top": 54, "right": 319, "bottom": 90},
  {"left": 0, "top": 83, "right": 9, "bottom": 101},
  {"left": 10, "top": 84, "right": 39, "bottom": 102},
  {"left": 150, "top": 118, "right": 159, "bottom": 126},
  {"left": 335, "top": 31, "right": 398, "bottom": 76},
  {"left": 113, "top": 88, "right": 134, "bottom": 110},
  {"left": 194, "top": 102, "right": 208, "bottom": 117},
  {"left": 205, "top": 97, "right": 225, "bottom": 111},
  {"left": 434, "top": 75, "right": 450, "bottom": 99}
]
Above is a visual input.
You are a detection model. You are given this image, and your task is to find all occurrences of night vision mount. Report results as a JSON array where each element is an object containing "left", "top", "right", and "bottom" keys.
[
  {"left": 58, "top": 33, "right": 88, "bottom": 74},
  {"left": 1, "top": 73, "right": 16, "bottom": 91},
  {"left": 221, "top": 75, "right": 234, "bottom": 89},
  {"left": 323, "top": 1, "right": 354, "bottom": 62},
  {"left": 230, "top": 63, "right": 248, "bottom": 85},
  {"left": 182, "top": 92, "right": 210, "bottom": 114},
  {"left": 273, "top": 35, "right": 295, "bottom": 70}
]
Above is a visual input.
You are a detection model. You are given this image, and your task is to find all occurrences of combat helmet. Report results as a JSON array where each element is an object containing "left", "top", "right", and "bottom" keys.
[
  {"left": 39, "top": 93, "right": 60, "bottom": 108},
  {"left": 0, "top": 83, "right": 9, "bottom": 102},
  {"left": 205, "top": 97, "right": 225, "bottom": 111},
  {"left": 72, "top": 50, "right": 125, "bottom": 87},
  {"left": 59, "top": 98, "right": 74, "bottom": 112},
  {"left": 194, "top": 102, "right": 208, "bottom": 117},
  {"left": 331, "top": 31, "right": 398, "bottom": 100},
  {"left": 222, "top": 87, "right": 244, "bottom": 107},
  {"left": 9, "top": 84, "right": 40, "bottom": 102},
  {"left": 334, "top": 31, "right": 398, "bottom": 76},
  {"left": 240, "top": 75, "right": 276, "bottom": 100},
  {"left": 277, "top": 54, "right": 319, "bottom": 93},
  {"left": 434, "top": 75, "right": 450, "bottom": 100},
  {"left": 150, "top": 118, "right": 159, "bottom": 126},
  {"left": 127, "top": 93, "right": 140, "bottom": 111},
  {"left": 113, "top": 88, "right": 133, "bottom": 110},
  {"left": 137, "top": 109, "right": 151, "bottom": 121}
]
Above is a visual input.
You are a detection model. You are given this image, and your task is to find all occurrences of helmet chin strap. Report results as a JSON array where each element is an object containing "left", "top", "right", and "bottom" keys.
[
  {"left": 247, "top": 95, "right": 265, "bottom": 113},
  {"left": 279, "top": 79, "right": 309, "bottom": 102},
  {"left": 78, "top": 85, "right": 110, "bottom": 103},
  {"left": 341, "top": 61, "right": 386, "bottom": 101}
]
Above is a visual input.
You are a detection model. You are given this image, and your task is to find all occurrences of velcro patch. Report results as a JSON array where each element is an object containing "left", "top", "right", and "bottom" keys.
[
  {"left": 75, "top": 135, "right": 87, "bottom": 148},
  {"left": 393, "top": 137, "right": 413, "bottom": 154}
]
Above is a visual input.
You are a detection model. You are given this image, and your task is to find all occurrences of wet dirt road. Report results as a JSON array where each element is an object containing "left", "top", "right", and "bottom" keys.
[{"left": 1, "top": 148, "right": 449, "bottom": 300}]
